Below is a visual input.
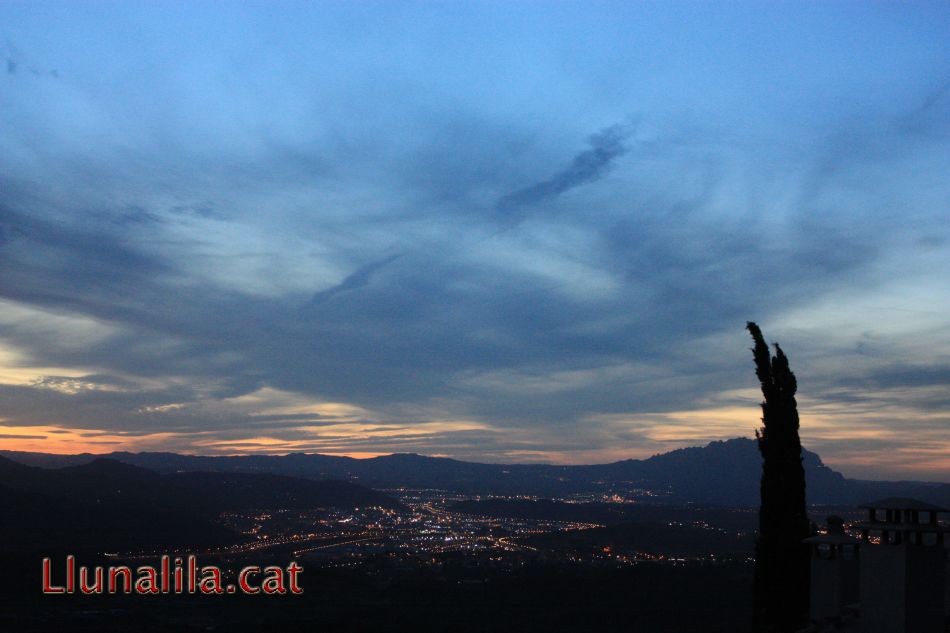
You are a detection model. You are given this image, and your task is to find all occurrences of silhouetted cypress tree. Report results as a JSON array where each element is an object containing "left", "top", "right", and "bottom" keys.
[{"left": 747, "top": 322, "right": 810, "bottom": 633}]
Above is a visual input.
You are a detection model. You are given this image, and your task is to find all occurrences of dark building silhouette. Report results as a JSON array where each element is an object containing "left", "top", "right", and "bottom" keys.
[
  {"left": 857, "top": 498, "right": 948, "bottom": 633},
  {"left": 804, "top": 498, "right": 949, "bottom": 633},
  {"left": 804, "top": 516, "right": 860, "bottom": 623}
]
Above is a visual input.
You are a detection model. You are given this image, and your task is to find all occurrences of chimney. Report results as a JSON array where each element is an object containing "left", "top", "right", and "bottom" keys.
[{"left": 804, "top": 515, "right": 861, "bottom": 625}]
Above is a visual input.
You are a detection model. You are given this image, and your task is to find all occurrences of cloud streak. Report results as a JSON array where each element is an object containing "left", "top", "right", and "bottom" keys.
[{"left": 495, "top": 124, "right": 632, "bottom": 220}]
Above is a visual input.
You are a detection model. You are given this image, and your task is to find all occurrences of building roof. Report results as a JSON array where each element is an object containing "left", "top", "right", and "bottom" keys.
[
  {"left": 857, "top": 497, "right": 948, "bottom": 512},
  {"left": 803, "top": 532, "right": 861, "bottom": 545},
  {"left": 853, "top": 520, "right": 950, "bottom": 532}
]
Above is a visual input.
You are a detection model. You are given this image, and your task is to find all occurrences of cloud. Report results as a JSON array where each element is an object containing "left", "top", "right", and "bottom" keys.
[
  {"left": 2, "top": 43, "right": 59, "bottom": 79},
  {"left": 495, "top": 123, "right": 633, "bottom": 220},
  {"left": 0, "top": 107, "right": 946, "bottom": 462},
  {"left": 306, "top": 254, "right": 402, "bottom": 306}
]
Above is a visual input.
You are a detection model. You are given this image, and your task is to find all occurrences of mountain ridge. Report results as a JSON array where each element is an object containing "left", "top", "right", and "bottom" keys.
[
  {"left": 0, "top": 454, "right": 404, "bottom": 555},
  {"left": 3, "top": 438, "right": 947, "bottom": 506}
]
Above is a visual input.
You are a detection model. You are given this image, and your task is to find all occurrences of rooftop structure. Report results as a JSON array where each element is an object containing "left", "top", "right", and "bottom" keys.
[
  {"left": 855, "top": 498, "right": 948, "bottom": 633},
  {"left": 804, "top": 516, "right": 861, "bottom": 623}
]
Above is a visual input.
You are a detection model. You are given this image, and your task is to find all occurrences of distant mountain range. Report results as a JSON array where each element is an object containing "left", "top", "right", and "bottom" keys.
[{"left": 4, "top": 438, "right": 948, "bottom": 508}]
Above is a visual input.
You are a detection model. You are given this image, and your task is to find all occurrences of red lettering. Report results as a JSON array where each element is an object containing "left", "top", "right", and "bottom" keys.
[
  {"left": 239, "top": 566, "right": 260, "bottom": 594},
  {"left": 261, "top": 566, "right": 286, "bottom": 595},
  {"left": 135, "top": 567, "right": 160, "bottom": 594},
  {"left": 198, "top": 567, "right": 223, "bottom": 594},
  {"left": 108, "top": 566, "right": 132, "bottom": 593},
  {"left": 66, "top": 555, "right": 75, "bottom": 593},
  {"left": 287, "top": 561, "right": 304, "bottom": 594},
  {"left": 79, "top": 566, "right": 103, "bottom": 594},
  {"left": 41, "top": 558, "right": 65, "bottom": 594}
]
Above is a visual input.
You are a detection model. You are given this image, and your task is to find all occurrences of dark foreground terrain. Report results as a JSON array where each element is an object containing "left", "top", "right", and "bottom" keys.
[{"left": 1, "top": 555, "right": 753, "bottom": 633}]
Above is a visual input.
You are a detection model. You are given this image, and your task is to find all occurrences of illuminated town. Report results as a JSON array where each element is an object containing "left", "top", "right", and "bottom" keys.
[{"left": 111, "top": 489, "right": 762, "bottom": 576}]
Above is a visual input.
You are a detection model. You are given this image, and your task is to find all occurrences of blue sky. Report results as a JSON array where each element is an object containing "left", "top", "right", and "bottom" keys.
[{"left": 1, "top": 2, "right": 949, "bottom": 480}]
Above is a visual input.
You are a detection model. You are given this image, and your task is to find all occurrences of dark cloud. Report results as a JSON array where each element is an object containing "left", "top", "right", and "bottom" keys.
[
  {"left": 896, "top": 79, "right": 950, "bottom": 136},
  {"left": 306, "top": 254, "right": 402, "bottom": 306},
  {"left": 2, "top": 46, "right": 58, "bottom": 79},
  {"left": 0, "top": 197, "right": 172, "bottom": 308},
  {"left": 495, "top": 123, "right": 632, "bottom": 220}
]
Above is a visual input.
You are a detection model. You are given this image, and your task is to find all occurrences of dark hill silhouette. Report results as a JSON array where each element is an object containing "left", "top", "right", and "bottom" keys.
[
  {"left": 632, "top": 439, "right": 849, "bottom": 505},
  {"left": 0, "top": 454, "right": 31, "bottom": 471},
  {"left": 0, "top": 456, "right": 403, "bottom": 555},
  {"left": 164, "top": 471, "right": 405, "bottom": 513},
  {"left": 0, "top": 457, "right": 231, "bottom": 554},
  {"left": 3, "top": 438, "right": 948, "bottom": 506}
]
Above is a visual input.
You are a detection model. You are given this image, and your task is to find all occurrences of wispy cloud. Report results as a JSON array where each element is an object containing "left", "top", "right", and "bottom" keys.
[
  {"left": 307, "top": 254, "right": 402, "bottom": 306},
  {"left": 495, "top": 123, "right": 633, "bottom": 221}
]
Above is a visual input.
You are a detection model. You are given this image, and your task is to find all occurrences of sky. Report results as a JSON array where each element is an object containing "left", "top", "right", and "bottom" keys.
[{"left": 1, "top": 2, "right": 949, "bottom": 481}]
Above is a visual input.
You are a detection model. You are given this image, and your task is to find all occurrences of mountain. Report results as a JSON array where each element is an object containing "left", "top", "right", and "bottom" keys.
[
  {"left": 631, "top": 439, "right": 851, "bottom": 505},
  {"left": 3, "top": 438, "right": 948, "bottom": 507},
  {"left": 0, "top": 455, "right": 403, "bottom": 555},
  {"left": 163, "top": 471, "right": 404, "bottom": 512},
  {"left": 0, "top": 456, "right": 232, "bottom": 554}
]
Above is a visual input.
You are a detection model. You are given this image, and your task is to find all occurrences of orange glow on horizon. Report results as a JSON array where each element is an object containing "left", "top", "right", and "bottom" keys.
[
  {"left": 0, "top": 426, "right": 393, "bottom": 460},
  {"left": 1, "top": 389, "right": 948, "bottom": 481},
  {"left": 0, "top": 425, "right": 186, "bottom": 455}
]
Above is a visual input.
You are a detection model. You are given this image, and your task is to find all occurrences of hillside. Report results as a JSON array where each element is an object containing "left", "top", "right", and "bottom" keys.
[
  {"left": 3, "top": 438, "right": 948, "bottom": 507},
  {"left": 0, "top": 456, "right": 403, "bottom": 554}
]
